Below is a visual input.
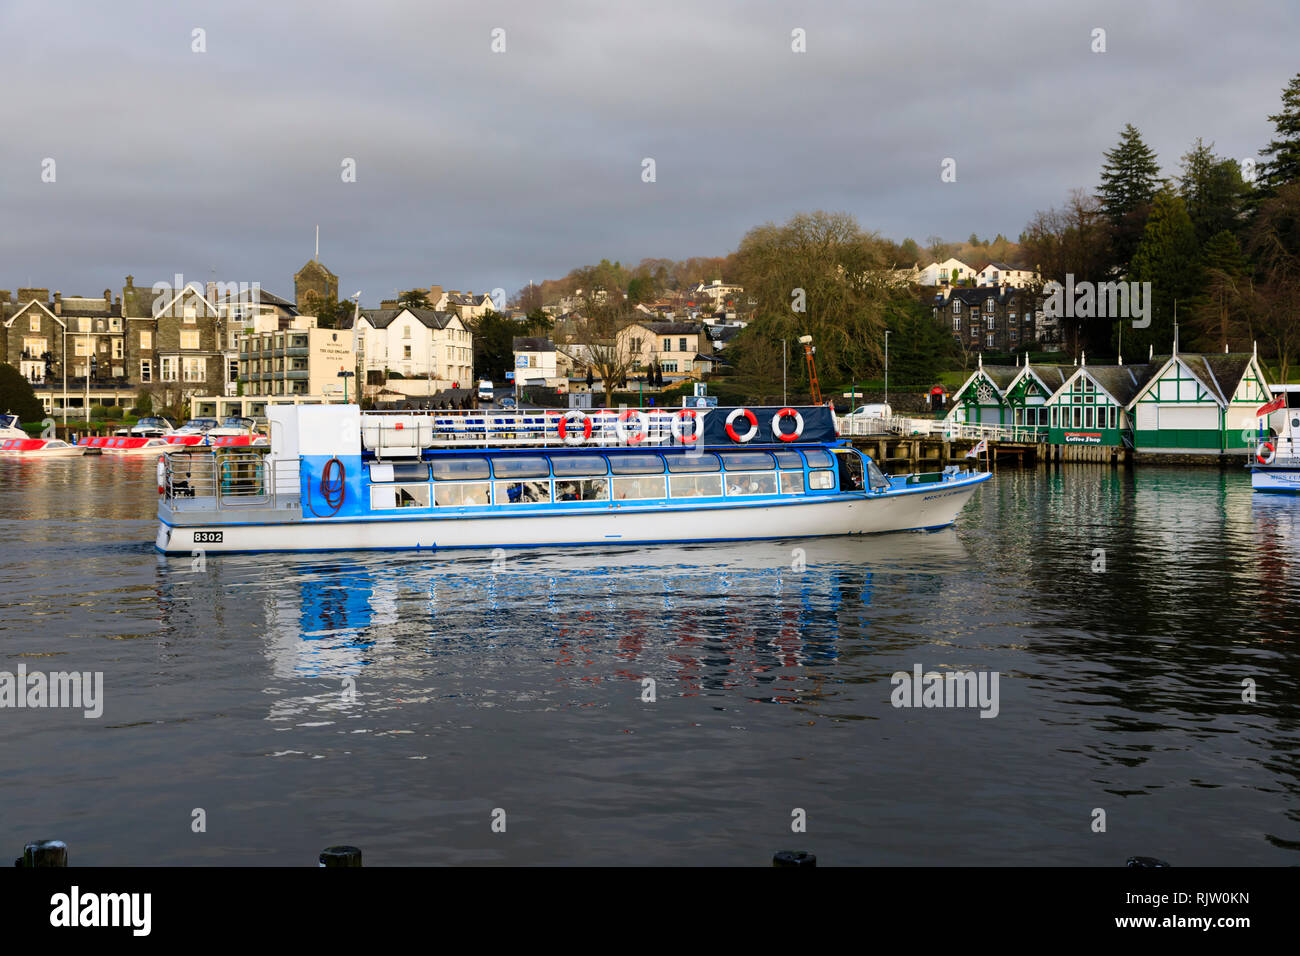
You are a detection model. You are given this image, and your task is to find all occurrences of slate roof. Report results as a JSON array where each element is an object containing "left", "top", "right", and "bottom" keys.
[
  {"left": 635, "top": 321, "right": 704, "bottom": 335},
  {"left": 512, "top": 336, "right": 554, "bottom": 352},
  {"left": 344, "top": 308, "right": 458, "bottom": 330},
  {"left": 1083, "top": 364, "right": 1159, "bottom": 406}
]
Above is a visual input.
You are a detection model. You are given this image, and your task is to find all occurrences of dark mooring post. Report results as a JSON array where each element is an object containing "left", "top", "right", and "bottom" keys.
[
  {"left": 16, "top": 840, "right": 67, "bottom": 867},
  {"left": 772, "top": 850, "right": 817, "bottom": 867},
  {"left": 319, "top": 845, "right": 363, "bottom": 867}
]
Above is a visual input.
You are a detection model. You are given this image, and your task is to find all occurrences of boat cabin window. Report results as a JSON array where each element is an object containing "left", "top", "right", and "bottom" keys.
[
  {"left": 802, "top": 449, "right": 833, "bottom": 469},
  {"left": 371, "top": 484, "right": 431, "bottom": 510},
  {"left": 780, "top": 470, "right": 805, "bottom": 494},
  {"left": 808, "top": 469, "right": 835, "bottom": 490},
  {"left": 774, "top": 451, "right": 804, "bottom": 469},
  {"left": 555, "top": 478, "right": 608, "bottom": 501},
  {"left": 431, "top": 458, "right": 491, "bottom": 480},
  {"left": 725, "top": 472, "right": 778, "bottom": 495},
  {"left": 434, "top": 481, "right": 490, "bottom": 506},
  {"left": 550, "top": 455, "right": 608, "bottom": 477},
  {"left": 370, "top": 461, "right": 430, "bottom": 482},
  {"left": 665, "top": 452, "right": 721, "bottom": 473},
  {"left": 495, "top": 480, "right": 551, "bottom": 504},
  {"left": 865, "top": 458, "right": 889, "bottom": 492},
  {"left": 833, "top": 450, "right": 866, "bottom": 492},
  {"left": 669, "top": 474, "right": 723, "bottom": 497},
  {"left": 612, "top": 475, "right": 667, "bottom": 499},
  {"left": 720, "top": 452, "right": 776, "bottom": 471},
  {"left": 491, "top": 456, "right": 550, "bottom": 478},
  {"left": 609, "top": 454, "right": 666, "bottom": 475}
]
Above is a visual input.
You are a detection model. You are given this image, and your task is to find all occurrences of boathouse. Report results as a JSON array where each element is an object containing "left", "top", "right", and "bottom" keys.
[{"left": 1127, "top": 349, "right": 1272, "bottom": 454}]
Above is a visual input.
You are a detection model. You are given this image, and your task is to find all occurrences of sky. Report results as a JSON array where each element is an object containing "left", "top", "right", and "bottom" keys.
[{"left": 1, "top": 0, "right": 1296, "bottom": 307}]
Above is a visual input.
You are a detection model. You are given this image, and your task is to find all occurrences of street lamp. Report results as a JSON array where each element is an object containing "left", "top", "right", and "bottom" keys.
[{"left": 337, "top": 369, "right": 355, "bottom": 403}]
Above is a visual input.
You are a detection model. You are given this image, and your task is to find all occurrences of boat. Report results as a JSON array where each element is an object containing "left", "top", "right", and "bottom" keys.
[
  {"left": 164, "top": 416, "right": 267, "bottom": 448},
  {"left": 100, "top": 435, "right": 174, "bottom": 457},
  {"left": 1250, "top": 393, "right": 1300, "bottom": 492},
  {"left": 154, "top": 404, "right": 990, "bottom": 555},
  {"left": 126, "top": 416, "right": 176, "bottom": 438},
  {"left": 0, "top": 437, "right": 87, "bottom": 458},
  {"left": 0, "top": 414, "right": 27, "bottom": 441}
]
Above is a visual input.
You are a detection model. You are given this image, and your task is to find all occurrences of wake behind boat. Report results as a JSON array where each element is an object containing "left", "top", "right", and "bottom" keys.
[{"left": 154, "top": 404, "right": 989, "bottom": 555}]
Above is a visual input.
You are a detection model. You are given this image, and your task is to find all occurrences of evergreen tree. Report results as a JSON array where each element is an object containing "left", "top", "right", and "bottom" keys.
[
  {"left": 1187, "top": 230, "right": 1250, "bottom": 351},
  {"left": 1260, "top": 72, "right": 1300, "bottom": 192},
  {"left": 1178, "top": 138, "right": 1247, "bottom": 243},
  {"left": 0, "top": 363, "right": 45, "bottom": 422},
  {"left": 1098, "top": 124, "right": 1163, "bottom": 270},
  {"left": 1128, "top": 187, "right": 1203, "bottom": 355}
]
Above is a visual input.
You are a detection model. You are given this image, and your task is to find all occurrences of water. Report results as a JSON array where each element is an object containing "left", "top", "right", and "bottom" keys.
[{"left": 0, "top": 458, "right": 1297, "bottom": 865}]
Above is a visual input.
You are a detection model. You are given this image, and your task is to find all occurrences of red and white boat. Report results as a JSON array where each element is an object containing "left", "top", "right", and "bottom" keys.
[
  {"left": 0, "top": 437, "right": 87, "bottom": 458},
  {"left": 165, "top": 416, "right": 267, "bottom": 448},
  {"left": 99, "top": 435, "right": 174, "bottom": 456}
]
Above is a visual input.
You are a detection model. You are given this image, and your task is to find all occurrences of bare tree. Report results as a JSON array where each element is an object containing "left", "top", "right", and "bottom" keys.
[{"left": 556, "top": 293, "right": 639, "bottom": 407}]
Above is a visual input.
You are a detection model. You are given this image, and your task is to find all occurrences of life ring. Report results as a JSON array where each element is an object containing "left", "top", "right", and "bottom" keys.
[
  {"left": 725, "top": 407, "right": 758, "bottom": 443},
  {"left": 616, "top": 409, "right": 649, "bottom": 445},
  {"left": 157, "top": 457, "right": 166, "bottom": 495},
  {"left": 558, "top": 410, "right": 592, "bottom": 445},
  {"left": 670, "top": 409, "right": 699, "bottom": 444},
  {"left": 1257, "top": 442, "right": 1276, "bottom": 465},
  {"left": 772, "top": 407, "right": 804, "bottom": 442}
]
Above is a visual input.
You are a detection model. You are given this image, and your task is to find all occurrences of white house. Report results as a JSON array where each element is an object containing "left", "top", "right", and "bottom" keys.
[
  {"left": 976, "top": 262, "right": 1039, "bottom": 288},
  {"left": 344, "top": 307, "right": 474, "bottom": 386},
  {"left": 917, "top": 258, "right": 977, "bottom": 286},
  {"left": 512, "top": 336, "right": 559, "bottom": 387}
]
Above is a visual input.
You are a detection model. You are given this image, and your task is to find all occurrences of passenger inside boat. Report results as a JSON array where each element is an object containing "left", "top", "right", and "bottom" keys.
[{"left": 834, "top": 450, "right": 866, "bottom": 492}]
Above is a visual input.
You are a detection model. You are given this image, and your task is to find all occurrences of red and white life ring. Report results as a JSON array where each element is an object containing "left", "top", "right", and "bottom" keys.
[
  {"left": 558, "top": 410, "right": 592, "bottom": 445},
  {"left": 725, "top": 407, "right": 758, "bottom": 443},
  {"left": 616, "top": 409, "right": 650, "bottom": 445},
  {"left": 670, "top": 409, "right": 699, "bottom": 444},
  {"left": 771, "top": 407, "right": 804, "bottom": 442},
  {"left": 1257, "top": 441, "right": 1276, "bottom": 465}
]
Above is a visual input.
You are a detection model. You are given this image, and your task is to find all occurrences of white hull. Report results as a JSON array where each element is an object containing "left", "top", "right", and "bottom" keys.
[
  {"left": 1252, "top": 466, "right": 1300, "bottom": 493},
  {"left": 157, "top": 479, "right": 986, "bottom": 554},
  {"left": 101, "top": 444, "right": 173, "bottom": 457},
  {"left": 0, "top": 447, "right": 87, "bottom": 459}
]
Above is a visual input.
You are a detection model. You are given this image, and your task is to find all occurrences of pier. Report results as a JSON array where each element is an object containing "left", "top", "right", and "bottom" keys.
[{"left": 847, "top": 434, "right": 1135, "bottom": 470}]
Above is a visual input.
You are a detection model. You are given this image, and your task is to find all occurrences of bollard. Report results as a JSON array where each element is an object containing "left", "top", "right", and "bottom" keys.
[
  {"left": 319, "top": 845, "right": 363, "bottom": 867},
  {"left": 772, "top": 850, "right": 816, "bottom": 868},
  {"left": 1125, "top": 855, "right": 1170, "bottom": 868},
  {"left": 16, "top": 840, "right": 67, "bottom": 867}
]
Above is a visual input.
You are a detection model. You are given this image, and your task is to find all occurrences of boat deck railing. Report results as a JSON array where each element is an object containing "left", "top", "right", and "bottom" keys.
[
  {"left": 162, "top": 448, "right": 299, "bottom": 510},
  {"left": 360, "top": 407, "right": 716, "bottom": 453}
]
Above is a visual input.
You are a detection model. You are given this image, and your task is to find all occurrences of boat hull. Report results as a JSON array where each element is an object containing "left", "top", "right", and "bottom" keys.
[
  {"left": 156, "top": 474, "right": 989, "bottom": 554},
  {"left": 1251, "top": 466, "right": 1300, "bottom": 493}
]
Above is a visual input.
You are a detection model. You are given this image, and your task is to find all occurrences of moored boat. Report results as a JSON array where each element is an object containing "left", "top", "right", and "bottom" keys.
[
  {"left": 1249, "top": 390, "right": 1300, "bottom": 493},
  {"left": 0, "top": 437, "right": 87, "bottom": 458},
  {"left": 0, "top": 414, "right": 27, "bottom": 441},
  {"left": 154, "top": 404, "right": 990, "bottom": 555}
]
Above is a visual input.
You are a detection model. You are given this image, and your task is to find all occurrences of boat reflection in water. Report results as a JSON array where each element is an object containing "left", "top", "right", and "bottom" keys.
[{"left": 159, "top": 531, "right": 971, "bottom": 722}]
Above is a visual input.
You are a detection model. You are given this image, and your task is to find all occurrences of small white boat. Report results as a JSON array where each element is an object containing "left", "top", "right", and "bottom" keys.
[
  {"left": 0, "top": 414, "right": 27, "bottom": 441},
  {"left": 0, "top": 437, "right": 87, "bottom": 458},
  {"left": 99, "top": 436, "right": 174, "bottom": 457}
]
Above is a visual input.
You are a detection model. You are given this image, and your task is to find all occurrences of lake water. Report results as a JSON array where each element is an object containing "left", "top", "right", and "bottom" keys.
[{"left": 0, "top": 457, "right": 1297, "bottom": 865}]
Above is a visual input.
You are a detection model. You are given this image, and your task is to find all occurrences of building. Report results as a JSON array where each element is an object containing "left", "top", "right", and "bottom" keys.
[
  {"left": 931, "top": 286, "right": 1055, "bottom": 352},
  {"left": 238, "top": 316, "right": 356, "bottom": 400},
  {"left": 343, "top": 307, "right": 473, "bottom": 387},
  {"left": 976, "top": 262, "right": 1039, "bottom": 288},
  {"left": 691, "top": 279, "right": 743, "bottom": 308},
  {"left": 1128, "top": 349, "right": 1272, "bottom": 454},
  {"left": 439, "top": 290, "right": 497, "bottom": 320},
  {"left": 294, "top": 259, "right": 339, "bottom": 314},
  {"left": 512, "top": 336, "right": 559, "bottom": 387},
  {"left": 917, "top": 258, "right": 977, "bottom": 286},
  {"left": 616, "top": 321, "right": 715, "bottom": 380}
]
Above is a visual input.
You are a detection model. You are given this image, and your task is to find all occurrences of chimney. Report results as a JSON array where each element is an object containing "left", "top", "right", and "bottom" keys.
[
  {"left": 104, "top": 289, "right": 112, "bottom": 310},
  {"left": 54, "top": 291, "right": 62, "bottom": 315},
  {"left": 125, "top": 275, "right": 134, "bottom": 290}
]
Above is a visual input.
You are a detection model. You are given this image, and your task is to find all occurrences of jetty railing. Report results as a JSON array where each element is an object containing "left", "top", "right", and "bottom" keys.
[{"left": 839, "top": 414, "right": 1047, "bottom": 444}]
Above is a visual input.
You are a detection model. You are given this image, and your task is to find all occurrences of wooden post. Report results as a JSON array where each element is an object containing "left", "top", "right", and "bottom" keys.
[
  {"left": 773, "top": 850, "right": 817, "bottom": 867},
  {"left": 16, "top": 840, "right": 67, "bottom": 867},
  {"left": 319, "top": 845, "right": 363, "bottom": 867}
]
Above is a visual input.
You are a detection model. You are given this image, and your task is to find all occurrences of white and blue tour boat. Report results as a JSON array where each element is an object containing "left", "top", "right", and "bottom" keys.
[
  {"left": 154, "top": 404, "right": 990, "bottom": 554},
  {"left": 1250, "top": 388, "right": 1300, "bottom": 493}
]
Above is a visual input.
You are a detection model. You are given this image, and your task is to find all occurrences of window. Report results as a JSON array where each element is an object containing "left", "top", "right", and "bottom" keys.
[
  {"left": 987, "top": 314, "right": 995, "bottom": 329},
  {"left": 434, "top": 482, "right": 491, "bottom": 506},
  {"left": 1084, "top": 406, "right": 1094, "bottom": 428},
  {"left": 491, "top": 456, "right": 550, "bottom": 478},
  {"left": 665, "top": 453, "right": 720, "bottom": 473},
  {"left": 160, "top": 357, "right": 178, "bottom": 382},
  {"left": 140, "top": 330, "right": 152, "bottom": 350},
  {"left": 183, "top": 305, "right": 197, "bottom": 323},
  {"left": 403, "top": 326, "right": 412, "bottom": 339},
  {"left": 494, "top": 480, "right": 551, "bottom": 504},
  {"left": 1072, "top": 406, "right": 1081, "bottom": 428},
  {"left": 75, "top": 338, "right": 93, "bottom": 357},
  {"left": 780, "top": 470, "right": 805, "bottom": 494},
  {"left": 802, "top": 449, "right": 833, "bottom": 469},
  {"left": 669, "top": 474, "right": 722, "bottom": 497},
  {"left": 183, "top": 357, "right": 207, "bottom": 382},
  {"left": 612, "top": 476, "right": 667, "bottom": 499},
  {"left": 228, "top": 359, "right": 238, "bottom": 382},
  {"left": 1050, "top": 406, "right": 1058, "bottom": 427},
  {"left": 986, "top": 334, "right": 995, "bottom": 347},
  {"left": 953, "top": 315, "right": 961, "bottom": 332},
  {"left": 113, "top": 340, "right": 124, "bottom": 360},
  {"left": 663, "top": 339, "right": 671, "bottom": 351},
  {"left": 180, "top": 330, "right": 200, "bottom": 350},
  {"left": 372, "top": 484, "right": 431, "bottom": 510},
  {"left": 140, "top": 361, "right": 152, "bottom": 383},
  {"left": 724, "top": 472, "right": 778, "bottom": 495},
  {"left": 29, "top": 315, "right": 41, "bottom": 332},
  {"left": 550, "top": 455, "right": 607, "bottom": 477},
  {"left": 23, "top": 337, "right": 47, "bottom": 356},
  {"left": 985, "top": 299, "right": 994, "bottom": 313},
  {"left": 720, "top": 452, "right": 776, "bottom": 471},
  {"left": 679, "top": 337, "right": 687, "bottom": 352},
  {"left": 774, "top": 451, "right": 803, "bottom": 469},
  {"left": 609, "top": 454, "right": 665, "bottom": 475},
  {"left": 431, "top": 458, "right": 491, "bottom": 480},
  {"left": 953, "top": 301, "right": 962, "bottom": 313},
  {"left": 808, "top": 470, "right": 835, "bottom": 490},
  {"left": 554, "top": 478, "right": 608, "bottom": 501},
  {"left": 403, "top": 345, "right": 412, "bottom": 360}
]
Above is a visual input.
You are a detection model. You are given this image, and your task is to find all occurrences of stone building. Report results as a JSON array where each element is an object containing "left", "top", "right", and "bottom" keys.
[{"left": 294, "top": 259, "right": 339, "bottom": 315}]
